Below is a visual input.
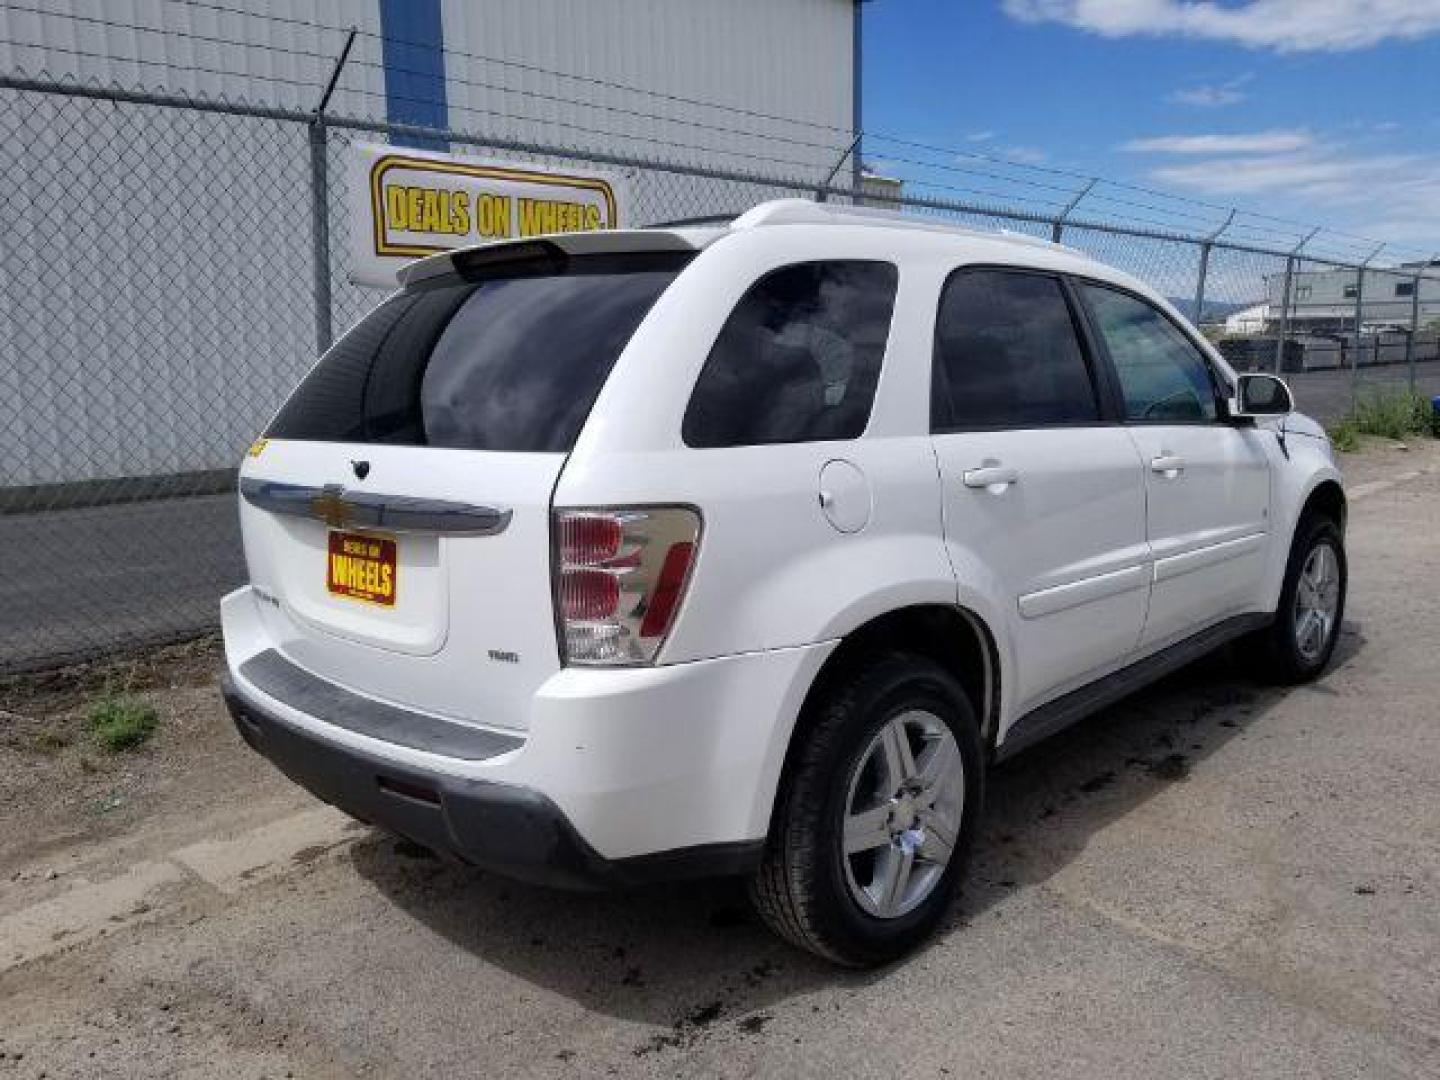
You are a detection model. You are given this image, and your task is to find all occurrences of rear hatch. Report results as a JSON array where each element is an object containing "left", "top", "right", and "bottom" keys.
[{"left": 237, "top": 244, "right": 691, "bottom": 731}]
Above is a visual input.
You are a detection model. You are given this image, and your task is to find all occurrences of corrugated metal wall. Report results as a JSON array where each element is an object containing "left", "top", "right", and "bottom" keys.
[
  {"left": 0, "top": 1, "right": 386, "bottom": 114},
  {"left": 0, "top": 0, "right": 855, "bottom": 487},
  {"left": 441, "top": 0, "right": 854, "bottom": 177}
]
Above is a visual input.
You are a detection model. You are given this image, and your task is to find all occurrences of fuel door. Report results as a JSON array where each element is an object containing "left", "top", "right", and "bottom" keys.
[{"left": 818, "top": 458, "right": 872, "bottom": 534}]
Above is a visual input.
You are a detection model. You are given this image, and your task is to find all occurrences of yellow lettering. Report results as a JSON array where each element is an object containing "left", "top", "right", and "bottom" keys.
[
  {"left": 475, "top": 193, "right": 512, "bottom": 238},
  {"left": 518, "top": 199, "right": 598, "bottom": 235},
  {"left": 386, "top": 186, "right": 408, "bottom": 230}
]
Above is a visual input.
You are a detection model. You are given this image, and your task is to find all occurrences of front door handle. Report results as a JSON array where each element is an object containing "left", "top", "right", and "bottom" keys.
[
  {"left": 1150, "top": 454, "right": 1186, "bottom": 477},
  {"left": 962, "top": 465, "right": 1020, "bottom": 490}
]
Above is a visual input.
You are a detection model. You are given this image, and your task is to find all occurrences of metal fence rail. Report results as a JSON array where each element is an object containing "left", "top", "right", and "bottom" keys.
[{"left": 2, "top": 67, "right": 1438, "bottom": 673}]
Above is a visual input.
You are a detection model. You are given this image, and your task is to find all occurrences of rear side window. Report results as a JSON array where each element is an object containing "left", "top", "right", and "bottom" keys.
[
  {"left": 931, "top": 269, "right": 1099, "bottom": 431},
  {"left": 682, "top": 261, "right": 898, "bottom": 448},
  {"left": 266, "top": 255, "right": 686, "bottom": 452}
]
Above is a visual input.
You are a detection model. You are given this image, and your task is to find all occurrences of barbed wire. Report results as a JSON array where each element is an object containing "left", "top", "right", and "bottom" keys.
[{"left": 0, "top": 2, "right": 1434, "bottom": 267}]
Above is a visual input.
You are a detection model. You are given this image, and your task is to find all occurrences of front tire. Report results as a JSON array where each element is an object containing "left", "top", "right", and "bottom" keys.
[
  {"left": 1254, "top": 514, "right": 1347, "bottom": 684},
  {"left": 749, "top": 653, "right": 983, "bottom": 967}
]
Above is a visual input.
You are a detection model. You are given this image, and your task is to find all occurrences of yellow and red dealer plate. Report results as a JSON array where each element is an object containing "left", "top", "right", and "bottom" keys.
[{"left": 326, "top": 531, "right": 398, "bottom": 607}]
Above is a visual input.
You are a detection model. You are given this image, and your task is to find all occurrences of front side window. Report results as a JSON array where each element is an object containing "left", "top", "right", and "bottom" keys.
[
  {"left": 682, "top": 261, "right": 898, "bottom": 447},
  {"left": 1080, "top": 284, "right": 1219, "bottom": 423},
  {"left": 267, "top": 254, "right": 686, "bottom": 452},
  {"left": 931, "top": 269, "right": 1099, "bottom": 431}
]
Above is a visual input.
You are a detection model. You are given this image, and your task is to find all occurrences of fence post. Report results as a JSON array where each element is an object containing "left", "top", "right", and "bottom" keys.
[
  {"left": 1407, "top": 269, "right": 1423, "bottom": 393},
  {"left": 816, "top": 133, "right": 862, "bottom": 205},
  {"left": 309, "top": 28, "right": 356, "bottom": 356},
  {"left": 1274, "top": 256, "right": 1295, "bottom": 374},
  {"left": 1051, "top": 178, "right": 1096, "bottom": 243},
  {"left": 1275, "top": 228, "right": 1317, "bottom": 375},
  {"left": 1351, "top": 243, "right": 1384, "bottom": 408},
  {"left": 1192, "top": 210, "right": 1234, "bottom": 334}
]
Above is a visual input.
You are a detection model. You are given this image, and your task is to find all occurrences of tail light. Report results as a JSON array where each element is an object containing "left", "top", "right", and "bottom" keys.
[{"left": 553, "top": 507, "right": 701, "bottom": 666}]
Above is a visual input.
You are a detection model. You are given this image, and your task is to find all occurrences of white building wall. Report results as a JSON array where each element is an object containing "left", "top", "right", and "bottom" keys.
[
  {"left": 0, "top": 0, "right": 855, "bottom": 487},
  {"left": 441, "top": 0, "right": 854, "bottom": 179},
  {"left": 1265, "top": 265, "right": 1440, "bottom": 329}
]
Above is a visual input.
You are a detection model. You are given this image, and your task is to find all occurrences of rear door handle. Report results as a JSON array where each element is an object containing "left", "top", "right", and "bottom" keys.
[
  {"left": 962, "top": 465, "right": 1020, "bottom": 490},
  {"left": 1150, "top": 455, "right": 1186, "bottom": 476}
]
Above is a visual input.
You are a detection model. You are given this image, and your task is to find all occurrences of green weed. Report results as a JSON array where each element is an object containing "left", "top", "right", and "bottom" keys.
[{"left": 88, "top": 695, "right": 158, "bottom": 752}]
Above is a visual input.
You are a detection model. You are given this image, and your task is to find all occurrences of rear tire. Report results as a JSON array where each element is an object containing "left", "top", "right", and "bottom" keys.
[
  {"left": 749, "top": 653, "right": 983, "bottom": 967},
  {"left": 1252, "top": 514, "right": 1346, "bottom": 684}
]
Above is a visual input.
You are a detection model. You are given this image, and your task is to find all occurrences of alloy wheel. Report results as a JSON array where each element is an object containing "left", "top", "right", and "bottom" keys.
[
  {"left": 1294, "top": 542, "right": 1341, "bottom": 662},
  {"left": 840, "top": 710, "right": 965, "bottom": 919}
]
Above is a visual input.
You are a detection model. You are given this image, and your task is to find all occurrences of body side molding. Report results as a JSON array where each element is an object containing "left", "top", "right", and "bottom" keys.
[{"left": 995, "top": 612, "right": 1271, "bottom": 762}]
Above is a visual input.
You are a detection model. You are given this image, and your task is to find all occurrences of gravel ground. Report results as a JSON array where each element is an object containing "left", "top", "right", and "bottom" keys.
[{"left": 1, "top": 440, "right": 1438, "bottom": 1079}]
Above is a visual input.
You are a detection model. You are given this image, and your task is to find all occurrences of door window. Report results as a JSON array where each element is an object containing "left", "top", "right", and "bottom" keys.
[
  {"left": 930, "top": 269, "right": 1100, "bottom": 431},
  {"left": 681, "top": 261, "right": 898, "bottom": 447},
  {"left": 1080, "top": 285, "right": 1220, "bottom": 423}
]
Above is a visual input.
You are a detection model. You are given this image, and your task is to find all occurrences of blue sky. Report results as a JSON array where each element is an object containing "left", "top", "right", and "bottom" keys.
[{"left": 862, "top": 1, "right": 1440, "bottom": 260}]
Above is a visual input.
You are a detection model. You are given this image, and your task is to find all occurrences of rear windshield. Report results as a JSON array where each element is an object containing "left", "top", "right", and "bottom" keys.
[{"left": 266, "top": 253, "right": 688, "bottom": 452}]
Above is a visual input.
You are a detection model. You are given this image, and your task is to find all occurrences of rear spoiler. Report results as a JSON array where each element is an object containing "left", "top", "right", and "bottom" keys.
[{"left": 397, "top": 229, "right": 709, "bottom": 288}]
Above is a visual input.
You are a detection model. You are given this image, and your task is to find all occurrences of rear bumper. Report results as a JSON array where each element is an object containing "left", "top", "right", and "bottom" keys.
[
  {"left": 221, "top": 674, "right": 759, "bottom": 889},
  {"left": 220, "top": 585, "right": 834, "bottom": 887}
]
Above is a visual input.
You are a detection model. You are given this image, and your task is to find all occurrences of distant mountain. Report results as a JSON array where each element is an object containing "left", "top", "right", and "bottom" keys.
[{"left": 1168, "top": 297, "right": 1251, "bottom": 323}]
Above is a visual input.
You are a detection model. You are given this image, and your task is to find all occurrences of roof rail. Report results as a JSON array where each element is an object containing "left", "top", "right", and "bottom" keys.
[{"left": 730, "top": 198, "right": 1084, "bottom": 256}]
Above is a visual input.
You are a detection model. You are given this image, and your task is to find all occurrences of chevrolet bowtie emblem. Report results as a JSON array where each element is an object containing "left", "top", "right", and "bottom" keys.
[{"left": 310, "top": 485, "right": 351, "bottom": 529}]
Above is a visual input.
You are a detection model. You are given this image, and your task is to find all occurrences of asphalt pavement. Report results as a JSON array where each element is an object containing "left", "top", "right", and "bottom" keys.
[{"left": 1, "top": 443, "right": 1438, "bottom": 1077}]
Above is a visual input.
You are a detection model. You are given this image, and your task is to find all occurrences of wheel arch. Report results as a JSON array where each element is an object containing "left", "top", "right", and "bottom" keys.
[
  {"left": 1261, "top": 466, "right": 1346, "bottom": 613},
  {"left": 760, "top": 604, "right": 1001, "bottom": 841},
  {"left": 1300, "top": 478, "right": 1347, "bottom": 533}
]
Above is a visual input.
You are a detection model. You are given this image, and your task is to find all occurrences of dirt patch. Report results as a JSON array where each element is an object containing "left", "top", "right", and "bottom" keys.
[
  {"left": 1, "top": 634, "right": 222, "bottom": 718},
  {"left": 0, "top": 635, "right": 304, "bottom": 897}
]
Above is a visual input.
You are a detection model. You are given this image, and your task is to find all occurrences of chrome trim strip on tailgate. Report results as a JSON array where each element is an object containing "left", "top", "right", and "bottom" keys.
[
  {"left": 240, "top": 478, "right": 512, "bottom": 536},
  {"left": 237, "top": 650, "right": 523, "bottom": 761}
]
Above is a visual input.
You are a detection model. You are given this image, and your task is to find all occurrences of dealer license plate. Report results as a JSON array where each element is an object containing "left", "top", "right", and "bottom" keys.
[{"left": 326, "top": 530, "right": 398, "bottom": 606}]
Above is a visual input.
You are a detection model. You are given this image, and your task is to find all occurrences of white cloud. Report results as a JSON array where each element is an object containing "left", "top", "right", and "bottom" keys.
[
  {"left": 1170, "top": 85, "right": 1246, "bottom": 106},
  {"left": 1147, "top": 151, "right": 1414, "bottom": 198},
  {"left": 1003, "top": 145, "right": 1049, "bottom": 164},
  {"left": 1122, "top": 129, "right": 1440, "bottom": 247},
  {"left": 1168, "top": 74, "right": 1252, "bottom": 107},
  {"left": 966, "top": 131, "right": 996, "bottom": 143},
  {"left": 1002, "top": 0, "right": 1440, "bottom": 53},
  {"left": 1122, "top": 130, "right": 1313, "bottom": 154}
]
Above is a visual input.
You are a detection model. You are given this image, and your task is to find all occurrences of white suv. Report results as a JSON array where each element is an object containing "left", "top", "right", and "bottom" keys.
[{"left": 222, "top": 199, "right": 1346, "bottom": 965}]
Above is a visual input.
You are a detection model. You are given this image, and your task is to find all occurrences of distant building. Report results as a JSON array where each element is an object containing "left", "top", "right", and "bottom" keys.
[
  {"left": 1241, "top": 260, "right": 1440, "bottom": 334},
  {"left": 2, "top": 0, "right": 863, "bottom": 488},
  {"left": 860, "top": 171, "right": 904, "bottom": 205},
  {"left": 1224, "top": 302, "right": 1272, "bottom": 335}
]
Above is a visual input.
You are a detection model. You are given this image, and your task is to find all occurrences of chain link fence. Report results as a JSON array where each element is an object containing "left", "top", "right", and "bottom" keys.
[{"left": 3, "top": 68, "right": 1439, "bottom": 673}]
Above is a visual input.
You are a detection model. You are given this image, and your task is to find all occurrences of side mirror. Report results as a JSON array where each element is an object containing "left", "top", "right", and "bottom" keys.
[{"left": 1231, "top": 373, "right": 1293, "bottom": 419}]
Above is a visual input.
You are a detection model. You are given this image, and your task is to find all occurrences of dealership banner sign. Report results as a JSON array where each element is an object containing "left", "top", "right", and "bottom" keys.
[{"left": 349, "top": 143, "right": 627, "bottom": 287}]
